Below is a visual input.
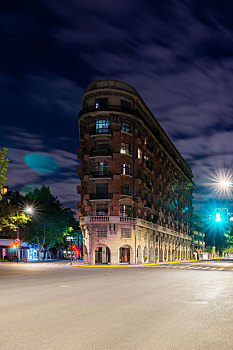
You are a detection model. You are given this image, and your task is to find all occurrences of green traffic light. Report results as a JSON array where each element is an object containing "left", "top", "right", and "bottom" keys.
[{"left": 215, "top": 213, "right": 221, "bottom": 222}]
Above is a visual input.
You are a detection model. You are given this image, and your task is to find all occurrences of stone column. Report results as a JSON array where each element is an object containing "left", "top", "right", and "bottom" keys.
[
  {"left": 130, "top": 248, "right": 135, "bottom": 265},
  {"left": 111, "top": 250, "right": 118, "bottom": 265}
]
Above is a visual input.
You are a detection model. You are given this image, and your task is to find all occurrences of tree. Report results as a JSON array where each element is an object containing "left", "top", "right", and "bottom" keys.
[
  {"left": 25, "top": 185, "right": 80, "bottom": 261},
  {"left": 224, "top": 224, "right": 233, "bottom": 245},
  {"left": 0, "top": 201, "right": 31, "bottom": 239},
  {"left": 0, "top": 148, "right": 9, "bottom": 201}
]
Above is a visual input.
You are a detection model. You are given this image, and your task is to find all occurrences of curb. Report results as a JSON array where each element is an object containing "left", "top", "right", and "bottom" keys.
[{"left": 66, "top": 258, "right": 223, "bottom": 268}]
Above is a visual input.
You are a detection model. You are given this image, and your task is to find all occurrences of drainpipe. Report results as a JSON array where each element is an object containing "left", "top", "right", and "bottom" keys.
[{"left": 133, "top": 123, "right": 135, "bottom": 200}]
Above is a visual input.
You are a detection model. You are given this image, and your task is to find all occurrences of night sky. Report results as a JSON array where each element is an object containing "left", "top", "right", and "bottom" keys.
[{"left": 1, "top": 0, "right": 233, "bottom": 211}]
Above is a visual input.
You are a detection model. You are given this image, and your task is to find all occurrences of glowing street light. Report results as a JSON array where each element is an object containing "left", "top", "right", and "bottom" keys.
[
  {"left": 206, "top": 169, "right": 233, "bottom": 198},
  {"left": 16, "top": 206, "right": 34, "bottom": 263}
]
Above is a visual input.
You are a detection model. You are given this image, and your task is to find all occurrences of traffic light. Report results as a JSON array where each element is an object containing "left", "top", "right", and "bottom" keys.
[
  {"left": 71, "top": 244, "right": 76, "bottom": 250},
  {"left": 213, "top": 208, "right": 229, "bottom": 223},
  {"left": 215, "top": 212, "right": 221, "bottom": 222},
  {"left": 11, "top": 241, "right": 20, "bottom": 251}
]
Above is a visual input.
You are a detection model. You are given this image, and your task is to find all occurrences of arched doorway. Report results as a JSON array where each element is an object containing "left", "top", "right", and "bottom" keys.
[
  {"left": 119, "top": 246, "right": 131, "bottom": 263},
  {"left": 95, "top": 245, "right": 111, "bottom": 264}
]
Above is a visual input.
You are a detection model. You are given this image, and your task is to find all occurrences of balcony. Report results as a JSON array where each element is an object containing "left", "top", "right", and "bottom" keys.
[
  {"left": 145, "top": 160, "right": 153, "bottom": 171},
  {"left": 89, "top": 171, "right": 111, "bottom": 178},
  {"left": 90, "top": 145, "right": 112, "bottom": 157},
  {"left": 89, "top": 193, "right": 111, "bottom": 200}
]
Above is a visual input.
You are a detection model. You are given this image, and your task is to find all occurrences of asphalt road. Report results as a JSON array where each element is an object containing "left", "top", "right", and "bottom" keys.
[{"left": 1, "top": 259, "right": 233, "bottom": 350}]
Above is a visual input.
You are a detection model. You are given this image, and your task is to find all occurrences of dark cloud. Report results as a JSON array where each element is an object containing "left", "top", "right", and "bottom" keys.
[{"left": 1, "top": 0, "right": 233, "bottom": 210}]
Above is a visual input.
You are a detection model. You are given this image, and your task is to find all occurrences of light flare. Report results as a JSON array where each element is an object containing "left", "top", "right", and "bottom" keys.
[{"left": 207, "top": 169, "right": 233, "bottom": 198}]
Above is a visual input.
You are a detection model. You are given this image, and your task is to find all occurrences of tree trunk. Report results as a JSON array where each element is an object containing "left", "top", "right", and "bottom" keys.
[{"left": 37, "top": 236, "right": 45, "bottom": 262}]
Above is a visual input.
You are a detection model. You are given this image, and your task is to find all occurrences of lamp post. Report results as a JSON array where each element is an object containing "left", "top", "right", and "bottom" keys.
[
  {"left": 16, "top": 206, "right": 34, "bottom": 263},
  {"left": 66, "top": 236, "right": 74, "bottom": 265}
]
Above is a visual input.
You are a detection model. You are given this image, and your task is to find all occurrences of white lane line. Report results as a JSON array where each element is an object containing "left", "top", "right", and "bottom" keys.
[
  {"left": 202, "top": 267, "right": 210, "bottom": 270},
  {"left": 186, "top": 266, "right": 197, "bottom": 269},
  {"left": 193, "top": 267, "right": 202, "bottom": 269},
  {"left": 217, "top": 268, "right": 224, "bottom": 270}
]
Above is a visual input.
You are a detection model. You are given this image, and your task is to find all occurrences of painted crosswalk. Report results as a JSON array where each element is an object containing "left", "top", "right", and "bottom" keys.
[{"left": 146, "top": 264, "right": 232, "bottom": 271}]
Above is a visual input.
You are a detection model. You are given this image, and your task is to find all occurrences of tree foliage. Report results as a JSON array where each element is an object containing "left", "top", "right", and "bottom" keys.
[
  {"left": 224, "top": 225, "right": 233, "bottom": 245},
  {"left": 0, "top": 201, "right": 31, "bottom": 239},
  {"left": 25, "top": 185, "right": 79, "bottom": 260},
  {"left": 0, "top": 148, "right": 9, "bottom": 201}
]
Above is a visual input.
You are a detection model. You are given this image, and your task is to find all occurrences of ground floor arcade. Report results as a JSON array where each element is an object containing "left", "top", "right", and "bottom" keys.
[{"left": 81, "top": 217, "right": 192, "bottom": 265}]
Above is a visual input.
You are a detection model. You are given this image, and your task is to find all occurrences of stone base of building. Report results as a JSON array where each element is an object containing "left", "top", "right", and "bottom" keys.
[{"left": 80, "top": 216, "right": 192, "bottom": 265}]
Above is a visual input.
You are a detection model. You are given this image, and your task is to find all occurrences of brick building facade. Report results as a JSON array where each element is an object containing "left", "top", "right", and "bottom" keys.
[{"left": 77, "top": 80, "right": 195, "bottom": 264}]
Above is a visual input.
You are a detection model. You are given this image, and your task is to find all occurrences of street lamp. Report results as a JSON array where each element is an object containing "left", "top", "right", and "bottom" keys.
[
  {"left": 210, "top": 170, "right": 233, "bottom": 197},
  {"left": 16, "top": 206, "right": 34, "bottom": 263}
]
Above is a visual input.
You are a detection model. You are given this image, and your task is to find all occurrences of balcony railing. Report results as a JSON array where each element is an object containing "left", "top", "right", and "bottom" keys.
[
  {"left": 89, "top": 127, "right": 112, "bottom": 136},
  {"left": 89, "top": 171, "right": 111, "bottom": 178},
  {"left": 90, "top": 146, "right": 112, "bottom": 157},
  {"left": 79, "top": 105, "right": 136, "bottom": 117},
  {"left": 89, "top": 193, "right": 111, "bottom": 200},
  {"left": 120, "top": 217, "right": 136, "bottom": 223}
]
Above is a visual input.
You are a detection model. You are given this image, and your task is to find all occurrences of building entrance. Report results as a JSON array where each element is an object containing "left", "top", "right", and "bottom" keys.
[
  {"left": 119, "top": 247, "right": 130, "bottom": 263},
  {"left": 95, "top": 246, "right": 111, "bottom": 264}
]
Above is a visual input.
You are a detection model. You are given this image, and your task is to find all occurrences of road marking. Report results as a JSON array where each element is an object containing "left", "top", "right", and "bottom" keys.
[
  {"left": 58, "top": 285, "right": 70, "bottom": 288},
  {"left": 191, "top": 301, "right": 208, "bottom": 305},
  {"left": 217, "top": 268, "right": 224, "bottom": 270},
  {"left": 201, "top": 267, "right": 210, "bottom": 270}
]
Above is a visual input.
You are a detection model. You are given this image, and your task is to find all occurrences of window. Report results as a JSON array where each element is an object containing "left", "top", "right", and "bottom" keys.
[
  {"left": 94, "top": 161, "right": 109, "bottom": 174},
  {"left": 121, "top": 100, "right": 131, "bottom": 112},
  {"left": 121, "top": 122, "right": 131, "bottom": 133},
  {"left": 96, "top": 227, "right": 107, "bottom": 237},
  {"left": 95, "top": 119, "right": 109, "bottom": 133},
  {"left": 121, "top": 184, "right": 131, "bottom": 195},
  {"left": 138, "top": 148, "right": 142, "bottom": 159},
  {"left": 120, "top": 204, "right": 132, "bottom": 217},
  {"left": 121, "top": 228, "right": 131, "bottom": 238},
  {"left": 121, "top": 142, "right": 130, "bottom": 155},
  {"left": 137, "top": 188, "right": 141, "bottom": 197},
  {"left": 138, "top": 169, "right": 141, "bottom": 178},
  {"left": 121, "top": 163, "right": 131, "bottom": 175},
  {"left": 95, "top": 204, "right": 108, "bottom": 216},
  {"left": 144, "top": 193, "right": 147, "bottom": 202},
  {"left": 95, "top": 98, "right": 108, "bottom": 109},
  {"left": 96, "top": 183, "right": 108, "bottom": 195}
]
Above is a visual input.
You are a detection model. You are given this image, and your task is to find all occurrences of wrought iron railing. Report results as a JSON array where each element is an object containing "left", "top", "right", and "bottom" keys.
[
  {"left": 89, "top": 171, "right": 111, "bottom": 178},
  {"left": 89, "top": 193, "right": 111, "bottom": 200}
]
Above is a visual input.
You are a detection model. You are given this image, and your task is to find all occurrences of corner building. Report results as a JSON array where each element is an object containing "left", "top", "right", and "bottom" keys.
[{"left": 77, "top": 80, "right": 195, "bottom": 264}]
